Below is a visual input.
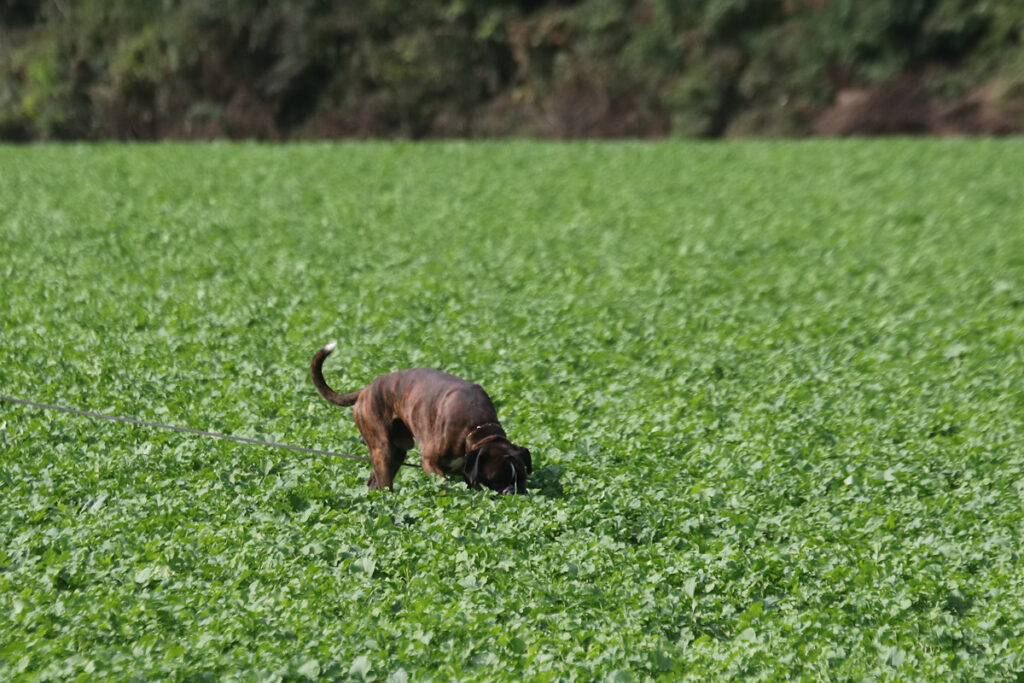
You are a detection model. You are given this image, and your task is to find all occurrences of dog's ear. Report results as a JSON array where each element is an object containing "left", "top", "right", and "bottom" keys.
[
  {"left": 516, "top": 446, "right": 532, "bottom": 474},
  {"left": 464, "top": 448, "right": 483, "bottom": 489}
]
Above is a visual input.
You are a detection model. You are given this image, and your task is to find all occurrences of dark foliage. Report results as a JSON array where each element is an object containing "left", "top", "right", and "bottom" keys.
[{"left": 1, "top": 0, "right": 1022, "bottom": 140}]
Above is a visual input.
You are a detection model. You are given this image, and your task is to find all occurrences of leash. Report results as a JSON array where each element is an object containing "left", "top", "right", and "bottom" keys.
[{"left": 0, "top": 394, "right": 421, "bottom": 468}]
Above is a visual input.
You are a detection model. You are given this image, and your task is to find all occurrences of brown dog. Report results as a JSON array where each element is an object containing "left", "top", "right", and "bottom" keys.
[{"left": 311, "top": 342, "right": 532, "bottom": 494}]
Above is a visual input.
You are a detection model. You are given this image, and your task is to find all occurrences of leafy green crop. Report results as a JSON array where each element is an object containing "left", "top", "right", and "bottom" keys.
[{"left": 2, "top": 141, "right": 1023, "bottom": 680}]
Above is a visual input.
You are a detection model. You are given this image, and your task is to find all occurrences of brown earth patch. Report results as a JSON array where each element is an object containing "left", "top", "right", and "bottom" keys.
[{"left": 814, "top": 76, "right": 1022, "bottom": 136}]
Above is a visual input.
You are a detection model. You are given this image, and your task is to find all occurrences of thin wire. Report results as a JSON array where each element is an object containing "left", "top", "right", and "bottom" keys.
[{"left": 0, "top": 394, "right": 421, "bottom": 468}]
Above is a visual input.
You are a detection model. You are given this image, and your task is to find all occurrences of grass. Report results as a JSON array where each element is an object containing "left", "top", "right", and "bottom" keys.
[{"left": 1, "top": 140, "right": 1023, "bottom": 681}]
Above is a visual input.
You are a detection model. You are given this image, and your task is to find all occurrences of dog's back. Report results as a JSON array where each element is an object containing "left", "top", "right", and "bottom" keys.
[{"left": 366, "top": 368, "right": 497, "bottom": 439}]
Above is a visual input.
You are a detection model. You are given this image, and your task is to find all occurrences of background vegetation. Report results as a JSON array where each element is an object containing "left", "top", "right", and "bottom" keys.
[
  {"left": 2, "top": 141, "right": 1023, "bottom": 679},
  {"left": 2, "top": 0, "right": 1023, "bottom": 141}
]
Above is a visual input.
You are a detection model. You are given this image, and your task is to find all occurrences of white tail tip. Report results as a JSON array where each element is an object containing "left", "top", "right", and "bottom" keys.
[{"left": 323, "top": 341, "right": 338, "bottom": 353}]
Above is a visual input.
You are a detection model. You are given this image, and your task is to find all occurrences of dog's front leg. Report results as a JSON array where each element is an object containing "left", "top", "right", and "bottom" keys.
[{"left": 419, "top": 450, "right": 447, "bottom": 478}]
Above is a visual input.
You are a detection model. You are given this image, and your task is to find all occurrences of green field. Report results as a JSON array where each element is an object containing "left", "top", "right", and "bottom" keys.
[{"left": 2, "top": 141, "right": 1023, "bottom": 680}]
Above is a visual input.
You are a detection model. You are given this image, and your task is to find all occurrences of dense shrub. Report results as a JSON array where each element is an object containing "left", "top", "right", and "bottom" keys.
[{"left": 1, "top": 0, "right": 1021, "bottom": 139}]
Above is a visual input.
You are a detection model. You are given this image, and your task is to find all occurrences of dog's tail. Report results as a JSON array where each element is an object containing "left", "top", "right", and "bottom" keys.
[{"left": 310, "top": 342, "right": 361, "bottom": 407}]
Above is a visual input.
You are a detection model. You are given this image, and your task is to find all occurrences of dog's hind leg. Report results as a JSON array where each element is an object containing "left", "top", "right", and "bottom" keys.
[
  {"left": 372, "top": 419, "right": 411, "bottom": 489},
  {"left": 353, "top": 400, "right": 399, "bottom": 490},
  {"left": 364, "top": 441, "right": 404, "bottom": 491},
  {"left": 384, "top": 443, "right": 408, "bottom": 484},
  {"left": 363, "top": 436, "right": 409, "bottom": 491}
]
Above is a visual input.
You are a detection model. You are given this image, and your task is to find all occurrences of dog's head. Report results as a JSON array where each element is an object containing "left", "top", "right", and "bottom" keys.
[{"left": 464, "top": 442, "right": 532, "bottom": 495}]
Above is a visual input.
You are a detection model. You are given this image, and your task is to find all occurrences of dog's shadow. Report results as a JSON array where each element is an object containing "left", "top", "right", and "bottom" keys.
[{"left": 526, "top": 465, "right": 565, "bottom": 498}]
